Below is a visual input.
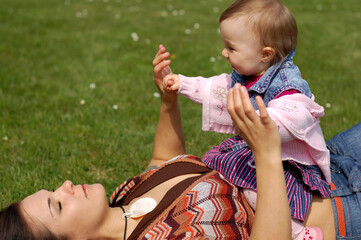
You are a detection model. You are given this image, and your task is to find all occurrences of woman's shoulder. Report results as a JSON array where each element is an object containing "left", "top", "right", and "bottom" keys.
[{"left": 109, "top": 155, "right": 209, "bottom": 206}]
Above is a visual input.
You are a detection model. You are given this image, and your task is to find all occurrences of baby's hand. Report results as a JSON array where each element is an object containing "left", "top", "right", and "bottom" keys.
[{"left": 163, "top": 74, "right": 180, "bottom": 92}]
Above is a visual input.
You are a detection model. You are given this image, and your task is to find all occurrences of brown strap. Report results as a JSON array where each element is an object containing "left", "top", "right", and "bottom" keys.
[{"left": 122, "top": 160, "right": 210, "bottom": 205}]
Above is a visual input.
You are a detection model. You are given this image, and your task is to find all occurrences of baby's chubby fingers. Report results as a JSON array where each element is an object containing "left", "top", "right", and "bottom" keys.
[{"left": 163, "top": 74, "right": 180, "bottom": 91}]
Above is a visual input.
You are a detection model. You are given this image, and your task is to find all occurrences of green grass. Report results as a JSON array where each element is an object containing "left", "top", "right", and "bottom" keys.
[{"left": 1, "top": 0, "right": 360, "bottom": 209}]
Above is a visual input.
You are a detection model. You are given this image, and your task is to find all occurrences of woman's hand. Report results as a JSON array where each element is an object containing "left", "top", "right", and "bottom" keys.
[
  {"left": 152, "top": 44, "right": 176, "bottom": 103},
  {"left": 227, "top": 83, "right": 281, "bottom": 161}
]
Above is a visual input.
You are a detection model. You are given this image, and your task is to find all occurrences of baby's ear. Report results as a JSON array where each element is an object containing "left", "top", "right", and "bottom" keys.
[{"left": 261, "top": 47, "right": 275, "bottom": 63}]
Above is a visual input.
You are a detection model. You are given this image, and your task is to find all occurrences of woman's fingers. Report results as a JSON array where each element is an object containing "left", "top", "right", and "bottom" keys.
[
  {"left": 255, "top": 96, "right": 269, "bottom": 124},
  {"left": 153, "top": 45, "right": 170, "bottom": 68},
  {"left": 232, "top": 85, "right": 245, "bottom": 119},
  {"left": 152, "top": 45, "right": 165, "bottom": 66},
  {"left": 228, "top": 86, "right": 247, "bottom": 134}
]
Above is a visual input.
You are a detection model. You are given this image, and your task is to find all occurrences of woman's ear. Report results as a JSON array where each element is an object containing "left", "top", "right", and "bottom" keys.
[{"left": 261, "top": 47, "right": 275, "bottom": 63}]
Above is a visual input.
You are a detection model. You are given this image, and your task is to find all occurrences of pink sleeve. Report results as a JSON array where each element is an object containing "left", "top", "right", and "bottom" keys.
[
  {"left": 177, "top": 74, "right": 210, "bottom": 105},
  {"left": 178, "top": 73, "right": 237, "bottom": 134},
  {"left": 266, "top": 94, "right": 331, "bottom": 183}
]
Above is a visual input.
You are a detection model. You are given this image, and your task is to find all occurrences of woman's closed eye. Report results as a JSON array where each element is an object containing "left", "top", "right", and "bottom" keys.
[
  {"left": 51, "top": 190, "right": 62, "bottom": 212},
  {"left": 58, "top": 202, "right": 62, "bottom": 212},
  {"left": 47, "top": 189, "right": 62, "bottom": 213}
]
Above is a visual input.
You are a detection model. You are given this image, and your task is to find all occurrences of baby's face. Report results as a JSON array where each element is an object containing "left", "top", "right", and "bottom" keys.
[{"left": 220, "top": 16, "right": 266, "bottom": 76}]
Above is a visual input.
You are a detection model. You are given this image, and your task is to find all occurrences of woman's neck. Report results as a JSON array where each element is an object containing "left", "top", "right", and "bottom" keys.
[{"left": 91, "top": 206, "right": 125, "bottom": 240}]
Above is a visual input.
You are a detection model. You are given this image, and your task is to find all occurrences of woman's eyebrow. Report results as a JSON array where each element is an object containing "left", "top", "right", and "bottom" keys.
[{"left": 48, "top": 198, "right": 54, "bottom": 218}]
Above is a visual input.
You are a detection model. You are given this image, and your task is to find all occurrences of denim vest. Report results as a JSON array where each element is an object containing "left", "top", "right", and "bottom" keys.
[{"left": 231, "top": 49, "right": 312, "bottom": 110}]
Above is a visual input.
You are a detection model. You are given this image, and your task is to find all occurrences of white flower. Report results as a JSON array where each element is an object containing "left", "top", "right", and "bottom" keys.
[
  {"left": 145, "top": 38, "right": 151, "bottom": 44},
  {"left": 80, "top": 99, "right": 86, "bottom": 105},
  {"left": 131, "top": 32, "right": 139, "bottom": 42},
  {"left": 112, "top": 104, "right": 119, "bottom": 110},
  {"left": 172, "top": 10, "right": 178, "bottom": 16},
  {"left": 64, "top": 0, "right": 71, "bottom": 5},
  {"left": 82, "top": 9, "right": 88, "bottom": 16},
  {"left": 160, "top": 11, "right": 168, "bottom": 17},
  {"left": 325, "top": 103, "right": 331, "bottom": 108},
  {"left": 184, "top": 29, "right": 191, "bottom": 35},
  {"left": 76, "top": 11, "right": 82, "bottom": 18},
  {"left": 213, "top": 86, "right": 227, "bottom": 101},
  {"left": 89, "top": 83, "right": 96, "bottom": 89},
  {"left": 193, "top": 23, "right": 200, "bottom": 29},
  {"left": 115, "top": 13, "right": 121, "bottom": 20},
  {"left": 213, "top": 7, "right": 219, "bottom": 13},
  {"left": 3, "top": 136, "right": 8, "bottom": 141},
  {"left": 317, "top": 4, "right": 323, "bottom": 11},
  {"left": 153, "top": 92, "right": 160, "bottom": 98},
  {"left": 179, "top": 9, "right": 185, "bottom": 15},
  {"left": 210, "top": 57, "right": 216, "bottom": 62}
]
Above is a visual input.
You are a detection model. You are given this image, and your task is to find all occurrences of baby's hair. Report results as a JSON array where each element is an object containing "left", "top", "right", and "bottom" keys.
[{"left": 220, "top": 0, "right": 297, "bottom": 65}]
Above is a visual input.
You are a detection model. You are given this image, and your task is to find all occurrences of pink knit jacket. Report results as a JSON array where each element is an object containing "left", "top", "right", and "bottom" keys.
[{"left": 178, "top": 74, "right": 331, "bottom": 183}]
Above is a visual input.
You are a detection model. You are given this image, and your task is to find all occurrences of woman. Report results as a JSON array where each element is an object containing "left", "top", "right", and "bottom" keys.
[
  {"left": 0, "top": 46, "right": 359, "bottom": 240},
  {"left": 0, "top": 46, "right": 291, "bottom": 240}
]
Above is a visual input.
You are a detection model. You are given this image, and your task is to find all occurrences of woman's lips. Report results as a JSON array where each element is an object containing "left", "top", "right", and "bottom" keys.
[{"left": 82, "top": 184, "right": 88, "bottom": 198}]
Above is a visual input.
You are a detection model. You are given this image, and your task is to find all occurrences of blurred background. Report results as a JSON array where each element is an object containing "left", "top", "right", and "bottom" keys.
[{"left": 1, "top": 0, "right": 360, "bottom": 208}]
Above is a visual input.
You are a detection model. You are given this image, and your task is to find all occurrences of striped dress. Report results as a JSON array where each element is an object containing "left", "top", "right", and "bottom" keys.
[
  {"left": 202, "top": 135, "right": 332, "bottom": 221},
  {"left": 110, "top": 155, "right": 255, "bottom": 240}
]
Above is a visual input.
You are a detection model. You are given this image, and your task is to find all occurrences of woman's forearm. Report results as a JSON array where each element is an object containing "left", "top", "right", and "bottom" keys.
[
  {"left": 149, "top": 99, "right": 185, "bottom": 167},
  {"left": 250, "top": 153, "right": 292, "bottom": 240},
  {"left": 149, "top": 45, "right": 185, "bottom": 168}
]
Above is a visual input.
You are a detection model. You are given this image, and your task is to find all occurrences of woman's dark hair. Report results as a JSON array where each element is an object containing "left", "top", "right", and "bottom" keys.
[{"left": 0, "top": 202, "right": 68, "bottom": 240}]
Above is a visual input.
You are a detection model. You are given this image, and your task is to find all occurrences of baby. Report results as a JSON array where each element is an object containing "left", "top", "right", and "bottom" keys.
[{"left": 161, "top": 0, "right": 330, "bottom": 239}]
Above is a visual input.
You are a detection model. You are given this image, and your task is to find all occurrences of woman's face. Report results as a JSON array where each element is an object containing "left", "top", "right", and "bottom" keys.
[{"left": 21, "top": 180, "right": 109, "bottom": 239}]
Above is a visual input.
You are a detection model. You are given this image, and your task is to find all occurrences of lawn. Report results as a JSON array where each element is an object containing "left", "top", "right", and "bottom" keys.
[{"left": 1, "top": 0, "right": 360, "bottom": 208}]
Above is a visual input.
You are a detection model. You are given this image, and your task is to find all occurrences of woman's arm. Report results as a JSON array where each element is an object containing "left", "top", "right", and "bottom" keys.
[
  {"left": 227, "top": 84, "right": 292, "bottom": 240},
  {"left": 147, "top": 45, "right": 186, "bottom": 169}
]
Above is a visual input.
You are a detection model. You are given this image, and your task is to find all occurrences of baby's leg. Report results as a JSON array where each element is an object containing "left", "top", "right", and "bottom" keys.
[{"left": 292, "top": 219, "right": 323, "bottom": 240}]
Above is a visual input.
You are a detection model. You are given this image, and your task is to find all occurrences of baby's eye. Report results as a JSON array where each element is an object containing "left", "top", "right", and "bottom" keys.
[{"left": 58, "top": 202, "right": 62, "bottom": 212}]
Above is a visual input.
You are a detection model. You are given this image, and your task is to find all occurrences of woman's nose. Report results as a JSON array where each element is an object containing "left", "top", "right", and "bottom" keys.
[{"left": 59, "top": 180, "right": 74, "bottom": 195}]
